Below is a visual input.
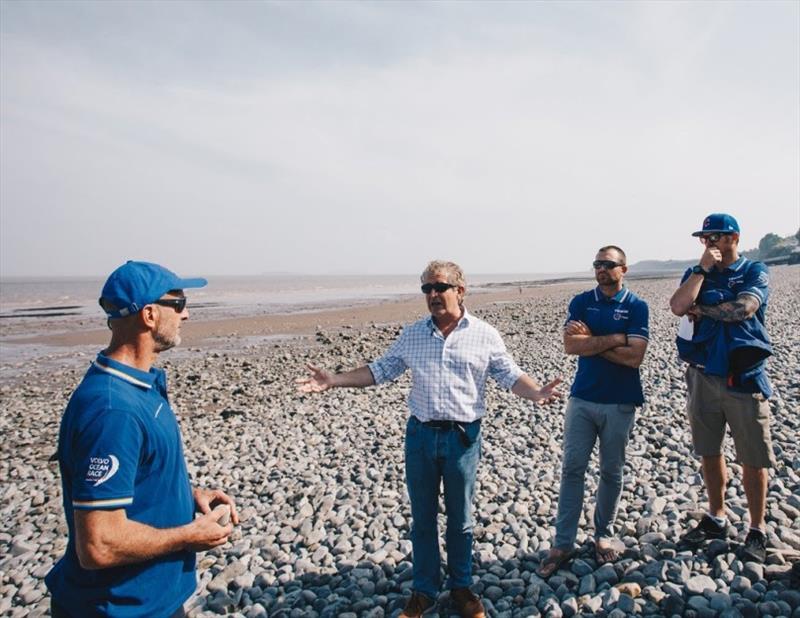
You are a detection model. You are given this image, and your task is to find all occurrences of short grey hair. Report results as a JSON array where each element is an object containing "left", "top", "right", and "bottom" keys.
[{"left": 421, "top": 260, "right": 465, "bottom": 287}]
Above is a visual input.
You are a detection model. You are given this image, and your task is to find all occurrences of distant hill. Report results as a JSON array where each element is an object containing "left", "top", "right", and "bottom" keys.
[
  {"left": 630, "top": 229, "right": 800, "bottom": 272},
  {"left": 628, "top": 259, "right": 695, "bottom": 274}
]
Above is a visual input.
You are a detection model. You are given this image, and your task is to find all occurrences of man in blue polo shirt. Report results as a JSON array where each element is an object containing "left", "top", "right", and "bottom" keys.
[
  {"left": 670, "top": 214, "right": 774, "bottom": 563},
  {"left": 537, "top": 245, "right": 649, "bottom": 577},
  {"left": 46, "top": 261, "right": 239, "bottom": 618}
]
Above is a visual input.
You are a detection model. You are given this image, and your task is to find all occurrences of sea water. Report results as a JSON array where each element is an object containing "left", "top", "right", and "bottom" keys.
[{"left": 0, "top": 272, "right": 586, "bottom": 321}]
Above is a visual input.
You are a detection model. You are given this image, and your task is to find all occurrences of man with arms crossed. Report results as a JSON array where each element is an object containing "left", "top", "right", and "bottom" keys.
[
  {"left": 670, "top": 214, "right": 774, "bottom": 563},
  {"left": 298, "top": 260, "right": 561, "bottom": 618},
  {"left": 46, "top": 261, "right": 239, "bottom": 617},
  {"left": 537, "top": 246, "right": 649, "bottom": 577}
]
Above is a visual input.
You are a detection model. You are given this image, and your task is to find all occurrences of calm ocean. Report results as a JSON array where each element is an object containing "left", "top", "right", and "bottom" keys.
[{"left": 0, "top": 272, "right": 585, "bottom": 321}]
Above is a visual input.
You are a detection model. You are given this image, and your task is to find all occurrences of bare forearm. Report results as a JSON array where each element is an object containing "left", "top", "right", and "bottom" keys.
[
  {"left": 600, "top": 346, "right": 645, "bottom": 368},
  {"left": 564, "top": 333, "right": 626, "bottom": 356},
  {"left": 76, "top": 516, "right": 190, "bottom": 569},
  {"left": 330, "top": 366, "right": 376, "bottom": 388},
  {"left": 670, "top": 274, "right": 704, "bottom": 316},
  {"left": 695, "top": 298, "right": 758, "bottom": 322},
  {"left": 511, "top": 374, "right": 541, "bottom": 400},
  {"left": 510, "top": 374, "right": 562, "bottom": 403}
]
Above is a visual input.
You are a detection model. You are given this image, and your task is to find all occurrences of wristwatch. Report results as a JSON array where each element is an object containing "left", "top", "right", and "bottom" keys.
[{"left": 691, "top": 264, "right": 710, "bottom": 277}]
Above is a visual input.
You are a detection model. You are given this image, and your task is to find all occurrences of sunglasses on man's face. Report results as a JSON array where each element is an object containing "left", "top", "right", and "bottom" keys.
[
  {"left": 592, "top": 260, "right": 623, "bottom": 270},
  {"left": 153, "top": 297, "right": 187, "bottom": 312},
  {"left": 700, "top": 232, "right": 730, "bottom": 243},
  {"left": 421, "top": 282, "right": 457, "bottom": 294}
]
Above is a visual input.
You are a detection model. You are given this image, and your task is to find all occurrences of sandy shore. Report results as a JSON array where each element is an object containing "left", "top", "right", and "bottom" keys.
[
  {"left": 1, "top": 266, "right": 798, "bottom": 617},
  {"left": 3, "top": 280, "right": 595, "bottom": 349}
]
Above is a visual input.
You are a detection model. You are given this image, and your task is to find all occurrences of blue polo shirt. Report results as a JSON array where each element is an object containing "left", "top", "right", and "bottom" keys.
[
  {"left": 566, "top": 287, "right": 649, "bottom": 405},
  {"left": 46, "top": 354, "right": 196, "bottom": 618},
  {"left": 678, "top": 257, "right": 772, "bottom": 396}
]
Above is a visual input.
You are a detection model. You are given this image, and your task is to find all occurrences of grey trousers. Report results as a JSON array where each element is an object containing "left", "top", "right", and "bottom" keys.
[{"left": 554, "top": 396, "right": 636, "bottom": 549}]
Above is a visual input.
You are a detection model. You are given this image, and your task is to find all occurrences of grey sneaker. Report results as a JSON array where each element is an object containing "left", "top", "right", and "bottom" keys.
[{"left": 740, "top": 528, "right": 767, "bottom": 564}]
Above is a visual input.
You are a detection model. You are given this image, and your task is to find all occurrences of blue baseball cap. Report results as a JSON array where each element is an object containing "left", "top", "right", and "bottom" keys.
[
  {"left": 100, "top": 261, "right": 207, "bottom": 318},
  {"left": 692, "top": 213, "right": 740, "bottom": 237}
]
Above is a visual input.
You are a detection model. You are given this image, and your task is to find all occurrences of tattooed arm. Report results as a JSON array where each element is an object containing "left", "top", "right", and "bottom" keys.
[{"left": 688, "top": 294, "right": 760, "bottom": 323}]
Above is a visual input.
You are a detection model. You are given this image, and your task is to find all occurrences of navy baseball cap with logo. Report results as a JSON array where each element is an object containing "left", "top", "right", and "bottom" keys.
[
  {"left": 100, "top": 261, "right": 207, "bottom": 318},
  {"left": 691, "top": 213, "right": 740, "bottom": 237}
]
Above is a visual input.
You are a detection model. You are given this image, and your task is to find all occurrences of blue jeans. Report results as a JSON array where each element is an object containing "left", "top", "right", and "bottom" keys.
[
  {"left": 554, "top": 397, "right": 636, "bottom": 549},
  {"left": 404, "top": 416, "right": 481, "bottom": 598}
]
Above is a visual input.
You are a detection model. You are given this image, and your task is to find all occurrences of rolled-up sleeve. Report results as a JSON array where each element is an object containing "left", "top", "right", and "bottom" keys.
[
  {"left": 487, "top": 330, "right": 525, "bottom": 390},
  {"left": 368, "top": 331, "right": 408, "bottom": 385}
]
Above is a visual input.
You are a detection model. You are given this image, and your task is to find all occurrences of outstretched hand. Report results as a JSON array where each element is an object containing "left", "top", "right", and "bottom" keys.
[
  {"left": 535, "top": 377, "right": 563, "bottom": 405},
  {"left": 296, "top": 363, "right": 335, "bottom": 393}
]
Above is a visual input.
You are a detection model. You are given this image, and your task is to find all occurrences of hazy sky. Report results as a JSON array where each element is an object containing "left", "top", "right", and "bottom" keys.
[{"left": 1, "top": 0, "right": 798, "bottom": 277}]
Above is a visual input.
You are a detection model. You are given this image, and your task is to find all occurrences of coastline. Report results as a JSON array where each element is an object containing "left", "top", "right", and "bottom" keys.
[
  {"left": 0, "top": 266, "right": 798, "bottom": 616},
  {"left": 1, "top": 274, "right": 684, "bottom": 350}
]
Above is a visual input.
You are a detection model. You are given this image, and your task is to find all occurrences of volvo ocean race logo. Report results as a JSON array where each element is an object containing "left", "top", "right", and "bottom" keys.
[{"left": 85, "top": 455, "right": 120, "bottom": 486}]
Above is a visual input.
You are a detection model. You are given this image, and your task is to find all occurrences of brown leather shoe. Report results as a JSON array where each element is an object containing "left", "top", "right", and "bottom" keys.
[
  {"left": 450, "top": 587, "right": 486, "bottom": 618},
  {"left": 399, "top": 591, "right": 435, "bottom": 618}
]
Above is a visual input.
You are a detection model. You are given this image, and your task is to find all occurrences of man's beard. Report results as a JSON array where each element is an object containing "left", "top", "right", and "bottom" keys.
[{"left": 153, "top": 327, "right": 180, "bottom": 352}]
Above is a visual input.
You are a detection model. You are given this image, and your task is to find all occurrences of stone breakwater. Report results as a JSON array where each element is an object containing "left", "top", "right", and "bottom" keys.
[{"left": 0, "top": 266, "right": 798, "bottom": 617}]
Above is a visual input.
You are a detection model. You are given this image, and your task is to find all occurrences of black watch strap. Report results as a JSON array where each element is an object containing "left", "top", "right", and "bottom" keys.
[{"left": 691, "top": 264, "right": 709, "bottom": 276}]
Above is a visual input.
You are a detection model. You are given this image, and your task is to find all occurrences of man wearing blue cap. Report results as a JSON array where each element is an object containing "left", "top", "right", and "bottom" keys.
[
  {"left": 670, "top": 215, "right": 774, "bottom": 563},
  {"left": 46, "top": 261, "right": 239, "bottom": 617}
]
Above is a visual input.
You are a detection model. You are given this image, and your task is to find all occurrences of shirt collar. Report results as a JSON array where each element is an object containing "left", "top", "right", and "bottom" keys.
[
  {"left": 724, "top": 256, "right": 746, "bottom": 272},
  {"left": 427, "top": 307, "right": 471, "bottom": 333},
  {"left": 93, "top": 353, "right": 158, "bottom": 390},
  {"left": 593, "top": 286, "right": 629, "bottom": 304}
]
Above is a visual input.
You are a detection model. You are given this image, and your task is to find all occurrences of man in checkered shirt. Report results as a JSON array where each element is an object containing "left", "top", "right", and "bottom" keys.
[{"left": 298, "top": 260, "right": 561, "bottom": 618}]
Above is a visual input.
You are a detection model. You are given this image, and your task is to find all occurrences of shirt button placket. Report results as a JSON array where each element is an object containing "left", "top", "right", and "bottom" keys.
[{"left": 439, "top": 337, "right": 446, "bottom": 417}]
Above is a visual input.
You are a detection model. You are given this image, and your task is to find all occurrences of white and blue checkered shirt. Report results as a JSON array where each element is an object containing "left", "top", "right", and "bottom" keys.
[{"left": 368, "top": 309, "right": 524, "bottom": 423}]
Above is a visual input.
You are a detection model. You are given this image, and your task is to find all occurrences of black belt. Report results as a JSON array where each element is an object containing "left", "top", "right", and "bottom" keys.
[{"left": 420, "top": 419, "right": 479, "bottom": 447}]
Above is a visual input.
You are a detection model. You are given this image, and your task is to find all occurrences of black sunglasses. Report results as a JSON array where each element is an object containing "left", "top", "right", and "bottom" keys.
[
  {"left": 700, "top": 232, "right": 731, "bottom": 243},
  {"left": 421, "top": 282, "right": 457, "bottom": 294},
  {"left": 153, "top": 297, "right": 187, "bottom": 312},
  {"left": 592, "top": 260, "right": 623, "bottom": 270}
]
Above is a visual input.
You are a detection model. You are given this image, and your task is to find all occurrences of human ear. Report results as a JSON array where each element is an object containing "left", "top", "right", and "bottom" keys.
[{"left": 140, "top": 305, "right": 159, "bottom": 329}]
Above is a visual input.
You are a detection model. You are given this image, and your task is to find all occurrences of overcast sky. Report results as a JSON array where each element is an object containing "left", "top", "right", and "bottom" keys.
[{"left": 1, "top": 0, "right": 798, "bottom": 277}]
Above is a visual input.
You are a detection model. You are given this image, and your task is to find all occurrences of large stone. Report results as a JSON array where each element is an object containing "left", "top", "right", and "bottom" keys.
[
  {"left": 578, "top": 574, "right": 595, "bottom": 596},
  {"left": 685, "top": 574, "right": 716, "bottom": 595},
  {"left": 617, "top": 593, "right": 636, "bottom": 613},
  {"left": 741, "top": 562, "right": 763, "bottom": 583},
  {"left": 731, "top": 575, "right": 752, "bottom": 594},
  {"left": 594, "top": 563, "right": 619, "bottom": 586},
  {"left": 614, "top": 582, "right": 641, "bottom": 598}
]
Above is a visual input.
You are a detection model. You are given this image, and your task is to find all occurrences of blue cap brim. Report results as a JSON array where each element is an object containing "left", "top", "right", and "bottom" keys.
[
  {"left": 174, "top": 277, "right": 208, "bottom": 289},
  {"left": 691, "top": 229, "right": 736, "bottom": 236}
]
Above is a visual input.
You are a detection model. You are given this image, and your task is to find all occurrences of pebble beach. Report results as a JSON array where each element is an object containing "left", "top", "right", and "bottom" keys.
[{"left": 1, "top": 266, "right": 799, "bottom": 617}]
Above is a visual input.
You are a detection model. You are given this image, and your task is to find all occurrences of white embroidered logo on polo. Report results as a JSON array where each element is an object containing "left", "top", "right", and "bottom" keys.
[
  {"left": 85, "top": 455, "right": 120, "bottom": 486},
  {"left": 613, "top": 309, "right": 629, "bottom": 321}
]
